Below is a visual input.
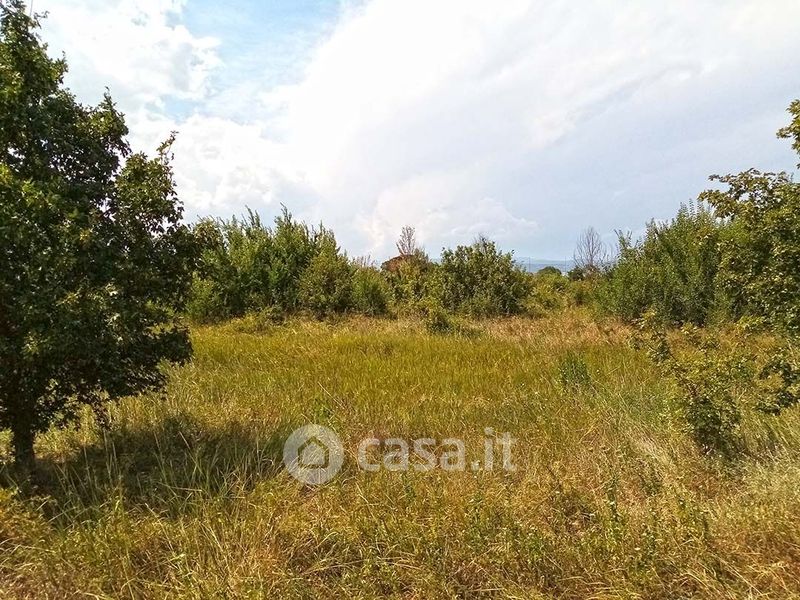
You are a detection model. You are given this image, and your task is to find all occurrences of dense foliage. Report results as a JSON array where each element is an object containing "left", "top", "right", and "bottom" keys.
[
  {"left": 433, "top": 237, "right": 529, "bottom": 316},
  {"left": 189, "top": 219, "right": 535, "bottom": 321},
  {"left": 189, "top": 208, "right": 343, "bottom": 320},
  {"left": 601, "top": 101, "right": 800, "bottom": 332},
  {"left": 600, "top": 203, "right": 723, "bottom": 325},
  {"left": 702, "top": 168, "right": 800, "bottom": 334},
  {"left": 628, "top": 102, "right": 800, "bottom": 458},
  {"left": 0, "top": 2, "right": 195, "bottom": 468},
  {"left": 188, "top": 208, "right": 394, "bottom": 321}
]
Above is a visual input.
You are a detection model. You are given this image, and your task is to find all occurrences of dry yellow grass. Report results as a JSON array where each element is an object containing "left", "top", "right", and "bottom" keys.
[{"left": 1, "top": 309, "right": 799, "bottom": 598}]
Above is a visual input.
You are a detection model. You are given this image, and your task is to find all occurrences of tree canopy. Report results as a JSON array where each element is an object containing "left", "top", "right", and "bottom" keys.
[{"left": 0, "top": 0, "right": 195, "bottom": 470}]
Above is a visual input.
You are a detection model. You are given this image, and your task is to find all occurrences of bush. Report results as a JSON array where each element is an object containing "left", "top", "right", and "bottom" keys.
[
  {"left": 186, "top": 275, "right": 230, "bottom": 323},
  {"left": 566, "top": 279, "right": 595, "bottom": 307},
  {"left": 599, "top": 203, "right": 723, "bottom": 325},
  {"left": 537, "top": 266, "right": 562, "bottom": 277},
  {"left": 382, "top": 251, "right": 433, "bottom": 313},
  {"left": 669, "top": 334, "right": 744, "bottom": 459},
  {"left": 188, "top": 208, "right": 349, "bottom": 320},
  {"left": 524, "top": 271, "right": 567, "bottom": 317},
  {"left": 351, "top": 265, "right": 391, "bottom": 316},
  {"left": 423, "top": 301, "right": 454, "bottom": 334},
  {"left": 567, "top": 266, "right": 587, "bottom": 281},
  {"left": 639, "top": 316, "right": 800, "bottom": 459},
  {"left": 268, "top": 209, "right": 331, "bottom": 311},
  {"left": 436, "top": 237, "right": 529, "bottom": 316},
  {"left": 299, "top": 241, "right": 353, "bottom": 317}
]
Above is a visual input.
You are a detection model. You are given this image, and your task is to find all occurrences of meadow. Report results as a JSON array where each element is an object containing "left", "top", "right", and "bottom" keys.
[{"left": 2, "top": 309, "right": 799, "bottom": 599}]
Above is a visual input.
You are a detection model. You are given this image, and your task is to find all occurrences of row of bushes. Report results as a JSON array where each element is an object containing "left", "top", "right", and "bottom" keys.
[
  {"left": 186, "top": 209, "right": 588, "bottom": 323},
  {"left": 189, "top": 101, "right": 800, "bottom": 335},
  {"left": 188, "top": 208, "right": 382, "bottom": 320},
  {"left": 598, "top": 165, "right": 800, "bottom": 334},
  {"left": 612, "top": 101, "right": 800, "bottom": 459},
  {"left": 188, "top": 176, "right": 797, "bottom": 332},
  {"left": 187, "top": 198, "right": 753, "bottom": 328}
]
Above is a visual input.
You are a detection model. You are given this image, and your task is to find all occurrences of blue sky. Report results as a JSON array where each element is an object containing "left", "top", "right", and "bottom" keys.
[
  {"left": 179, "top": 1, "right": 341, "bottom": 109},
  {"left": 37, "top": 0, "right": 800, "bottom": 261}
]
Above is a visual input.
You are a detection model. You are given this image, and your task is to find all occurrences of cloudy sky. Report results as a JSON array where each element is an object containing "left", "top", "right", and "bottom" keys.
[{"left": 36, "top": 0, "right": 800, "bottom": 260}]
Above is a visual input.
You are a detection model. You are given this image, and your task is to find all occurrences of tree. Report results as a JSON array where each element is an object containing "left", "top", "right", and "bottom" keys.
[
  {"left": 699, "top": 99, "right": 800, "bottom": 334},
  {"left": 573, "top": 227, "right": 608, "bottom": 275},
  {"left": 0, "top": 1, "right": 196, "bottom": 471},
  {"left": 777, "top": 99, "right": 800, "bottom": 164},
  {"left": 396, "top": 225, "right": 418, "bottom": 256}
]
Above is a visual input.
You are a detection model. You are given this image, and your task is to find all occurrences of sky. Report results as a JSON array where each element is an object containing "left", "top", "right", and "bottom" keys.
[{"left": 34, "top": 0, "right": 800, "bottom": 261}]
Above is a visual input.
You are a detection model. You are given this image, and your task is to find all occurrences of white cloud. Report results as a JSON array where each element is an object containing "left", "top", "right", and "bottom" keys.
[
  {"left": 39, "top": 0, "right": 219, "bottom": 149},
  {"left": 259, "top": 0, "right": 800, "bottom": 256},
  {"left": 356, "top": 169, "right": 538, "bottom": 254},
  {"left": 36, "top": 0, "right": 800, "bottom": 258}
]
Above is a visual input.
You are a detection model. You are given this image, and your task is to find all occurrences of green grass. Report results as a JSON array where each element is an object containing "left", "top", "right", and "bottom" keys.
[{"left": 2, "top": 309, "right": 800, "bottom": 598}]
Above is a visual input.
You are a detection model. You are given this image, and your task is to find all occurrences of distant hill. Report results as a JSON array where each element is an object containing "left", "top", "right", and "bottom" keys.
[{"left": 513, "top": 258, "right": 574, "bottom": 274}]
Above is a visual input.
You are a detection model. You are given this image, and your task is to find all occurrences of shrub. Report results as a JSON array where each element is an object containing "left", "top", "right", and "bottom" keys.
[
  {"left": 189, "top": 208, "right": 348, "bottom": 320},
  {"left": 351, "top": 265, "right": 391, "bottom": 316},
  {"left": 669, "top": 334, "right": 744, "bottom": 459},
  {"left": 382, "top": 250, "right": 433, "bottom": 313},
  {"left": 299, "top": 241, "right": 353, "bottom": 317},
  {"left": 599, "top": 203, "right": 724, "bottom": 325},
  {"left": 566, "top": 279, "right": 595, "bottom": 307},
  {"left": 639, "top": 316, "right": 800, "bottom": 459},
  {"left": 537, "top": 266, "right": 563, "bottom": 277},
  {"left": 525, "top": 271, "right": 568, "bottom": 317},
  {"left": 423, "top": 301, "right": 454, "bottom": 334},
  {"left": 186, "top": 275, "right": 230, "bottom": 323},
  {"left": 567, "top": 266, "right": 587, "bottom": 281},
  {"left": 269, "top": 209, "right": 331, "bottom": 311},
  {"left": 436, "top": 237, "right": 529, "bottom": 316}
]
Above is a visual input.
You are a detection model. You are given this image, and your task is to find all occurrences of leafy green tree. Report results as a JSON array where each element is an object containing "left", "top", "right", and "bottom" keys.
[
  {"left": 700, "top": 100, "right": 800, "bottom": 334},
  {"left": 0, "top": 2, "right": 195, "bottom": 470},
  {"left": 777, "top": 99, "right": 800, "bottom": 160}
]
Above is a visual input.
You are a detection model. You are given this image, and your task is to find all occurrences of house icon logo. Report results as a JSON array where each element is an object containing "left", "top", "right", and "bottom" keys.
[{"left": 283, "top": 424, "right": 344, "bottom": 485}]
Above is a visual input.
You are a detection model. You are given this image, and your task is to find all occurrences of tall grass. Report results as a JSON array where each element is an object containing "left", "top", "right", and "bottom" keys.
[{"left": 1, "top": 309, "right": 800, "bottom": 598}]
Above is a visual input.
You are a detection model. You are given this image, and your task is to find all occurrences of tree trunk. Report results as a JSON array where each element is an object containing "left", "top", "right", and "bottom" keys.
[{"left": 11, "top": 421, "right": 35, "bottom": 473}]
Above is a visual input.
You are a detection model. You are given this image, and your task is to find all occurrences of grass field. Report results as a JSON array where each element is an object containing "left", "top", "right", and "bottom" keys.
[{"left": 2, "top": 309, "right": 800, "bottom": 599}]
